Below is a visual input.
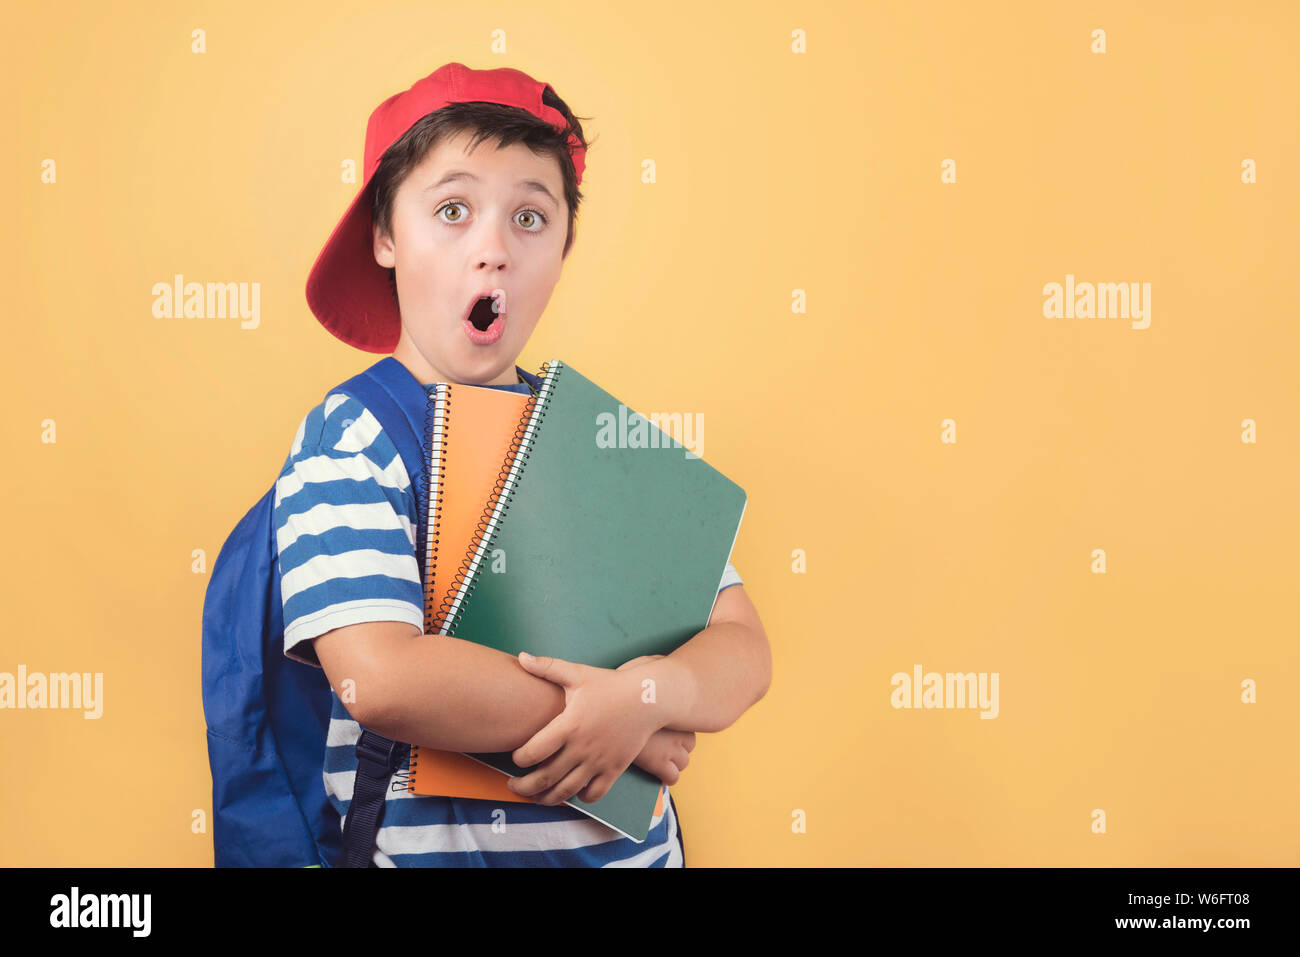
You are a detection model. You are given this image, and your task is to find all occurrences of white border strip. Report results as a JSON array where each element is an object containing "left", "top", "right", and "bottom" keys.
[{"left": 425, "top": 383, "right": 448, "bottom": 629}]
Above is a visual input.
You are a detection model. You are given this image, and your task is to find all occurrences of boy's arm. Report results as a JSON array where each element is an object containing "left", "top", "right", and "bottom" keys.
[
  {"left": 506, "top": 584, "right": 770, "bottom": 804},
  {"left": 313, "top": 622, "right": 566, "bottom": 753},
  {"left": 651, "top": 583, "right": 771, "bottom": 733},
  {"left": 312, "top": 583, "right": 770, "bottom": 757},
  {"left": 316, "top": 623, "right": 698, "bottom": 788},
  {"left": 517, "top": 583, "right": 771, "bottom": 737}
]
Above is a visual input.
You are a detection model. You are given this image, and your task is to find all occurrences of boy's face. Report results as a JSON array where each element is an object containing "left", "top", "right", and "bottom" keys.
[{"left": 376, "top": 130, "right": 570, "bottom": 387}]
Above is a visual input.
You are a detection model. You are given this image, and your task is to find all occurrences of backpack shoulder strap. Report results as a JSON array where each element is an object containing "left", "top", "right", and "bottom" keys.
[
  {"left": 325, "top": 357, "right": 426, "bottom": 867},
  {"left": 334, "top": 356, "right": 427, "bottom": 479}
]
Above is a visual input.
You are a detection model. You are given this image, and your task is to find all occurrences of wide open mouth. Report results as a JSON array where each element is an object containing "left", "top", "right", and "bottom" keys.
[{"left": 467, "top": 295, "right": 502, "bottom": 331}]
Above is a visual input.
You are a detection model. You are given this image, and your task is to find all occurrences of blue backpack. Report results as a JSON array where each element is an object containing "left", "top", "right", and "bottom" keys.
[{"left": 201, "top": 356, "right": 541, "bottom": 867}]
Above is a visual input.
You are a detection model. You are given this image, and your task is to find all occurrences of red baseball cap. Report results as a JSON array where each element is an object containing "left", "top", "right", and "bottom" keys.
[{"left": 305, "top": 62, "right": 587, "bottom": 353}]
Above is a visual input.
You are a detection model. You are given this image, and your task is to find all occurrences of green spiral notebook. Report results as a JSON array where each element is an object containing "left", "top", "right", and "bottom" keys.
[{"left": 435, "top": 359, "right": 747, "bottom": 842}]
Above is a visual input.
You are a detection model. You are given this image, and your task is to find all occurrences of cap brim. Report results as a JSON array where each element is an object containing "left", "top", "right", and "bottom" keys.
[{"left": 305, "top": 180, "right": 401, "bottom": 353}]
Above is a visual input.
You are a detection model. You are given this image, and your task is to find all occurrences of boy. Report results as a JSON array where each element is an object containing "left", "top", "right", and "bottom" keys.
[{"left": 277, "top": 62, "right": 770, "bottom": 866}]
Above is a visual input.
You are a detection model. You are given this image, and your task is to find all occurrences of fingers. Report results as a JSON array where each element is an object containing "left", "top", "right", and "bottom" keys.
[
  {"left": 533, "top": 761, "right": 594, "bottom": 806},
  {"left": 516, "top": 651, "right": 580, "bottom": 687},
  {"left": 661, "top": 729, "right": 695, "bottom": 752},
  {"left": 664, "top": 729, "right": 696, "bottom": 752},
  {"left": 578, "top": 772, "right": 618, "bottom": 803},
  {"left": 644, "top": 750, "right": 681, "bottom": 787},
  {"left": 511, "top": 713, "right": 572, "bottom": 769},
  {"left": 508, "top": 743, "right": 576, "bottom": 798},
  {"left": 637, "top": 732, "right": 684, "bottom": 787},
  {"left": 674, "top": 745, "right": 690, "bottom": 773}
]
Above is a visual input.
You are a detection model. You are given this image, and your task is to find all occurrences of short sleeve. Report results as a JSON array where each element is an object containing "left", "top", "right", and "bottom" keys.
[
  {"left": 718, "top": 560, "right": 743, "bottom": 594},
  {"left": 273, "top": 393, "right": 424, "bottom": 668}
]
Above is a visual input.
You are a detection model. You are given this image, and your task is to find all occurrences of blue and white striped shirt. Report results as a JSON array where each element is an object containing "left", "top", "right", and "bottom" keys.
[{"left": 273, "top": 378, "right": 743, "bottom": 867}]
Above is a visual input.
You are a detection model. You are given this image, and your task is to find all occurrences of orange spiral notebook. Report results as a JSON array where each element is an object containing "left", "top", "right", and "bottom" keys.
[{"left": 406, "top": 380, "right": 664, "bottom": 819}]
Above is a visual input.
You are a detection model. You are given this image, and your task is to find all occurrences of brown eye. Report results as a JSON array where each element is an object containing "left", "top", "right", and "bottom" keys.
[
  {"left": 515, "top": 208, "right": 547, "bottom": 231},
  {"left": 436, "top": 201, "right": 467, "bottom": 223}
]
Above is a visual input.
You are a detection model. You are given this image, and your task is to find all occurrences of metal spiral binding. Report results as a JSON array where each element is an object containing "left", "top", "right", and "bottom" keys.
[
  {"left": 408, "top": 381, "right": 451, "bottom": 793},
  {"left": 421, "top": 383, "right": 451, "bottom": 637},
  {"left": 436, "top": 359, "right": 561, "bottom": 634},
  {"left": 405, "top": 743, "right": 419, "bottom": 793}
]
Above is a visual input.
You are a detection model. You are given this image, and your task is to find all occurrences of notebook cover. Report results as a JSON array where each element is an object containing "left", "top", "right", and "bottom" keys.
[
  {"left": 408, "top": 383, "right": 535, "bottom": 803},
  {"left": 407, "top": 381, "right": 665, "bottom": 820},
  {"left": 441, "top": 360, "right": 747, "bottom": 842}
]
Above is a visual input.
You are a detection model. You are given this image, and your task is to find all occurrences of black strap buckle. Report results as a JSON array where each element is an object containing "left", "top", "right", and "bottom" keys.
[{"left": 354, "top": 728, "right": 404, "bottom": 771}]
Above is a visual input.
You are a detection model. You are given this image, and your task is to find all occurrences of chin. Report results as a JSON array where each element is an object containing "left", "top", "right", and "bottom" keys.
[{"left": 443, "top": 348, "right": 514, "bottom": 384}]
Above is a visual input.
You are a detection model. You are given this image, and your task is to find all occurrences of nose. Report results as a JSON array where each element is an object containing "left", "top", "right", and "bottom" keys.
[{"left": 474, "top": 219, "right": 510, "bottom": 271}]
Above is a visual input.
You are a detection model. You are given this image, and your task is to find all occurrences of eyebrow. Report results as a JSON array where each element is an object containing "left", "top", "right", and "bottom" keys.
[{"left": 425, "top": 170, "right": 559, "bottom": 206}]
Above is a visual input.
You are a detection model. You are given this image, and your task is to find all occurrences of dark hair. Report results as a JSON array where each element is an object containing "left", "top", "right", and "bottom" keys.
[{"left": 370, "top": 88, "right": 594, "bottom": 304}]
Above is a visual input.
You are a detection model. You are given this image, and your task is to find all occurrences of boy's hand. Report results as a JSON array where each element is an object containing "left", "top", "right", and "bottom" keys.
[
  {"left": 622, "top": 655, "right": 695, "bottom": 785},
  {"left": 632, "top": 727, "right": 696, "bottom": 786},
  {"left": 509, "top": 652, "right": 668, "bottom": 805}
]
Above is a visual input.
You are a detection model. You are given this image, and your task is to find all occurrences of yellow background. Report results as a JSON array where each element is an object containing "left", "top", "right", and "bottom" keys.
[{"left": 2, "top": 0, "right": 1297, "bottom": 866}]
